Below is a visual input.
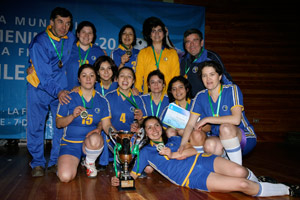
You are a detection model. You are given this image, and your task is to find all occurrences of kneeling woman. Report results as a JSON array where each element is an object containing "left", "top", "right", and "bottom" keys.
[
  {"left": 56, "top": 64, "right": 114, "bottom": 182},
  {"left": 111, "top": 116, "right": 296, "bottom": 197}
]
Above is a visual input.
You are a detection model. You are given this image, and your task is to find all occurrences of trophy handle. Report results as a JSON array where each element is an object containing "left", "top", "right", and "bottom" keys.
[
  {"left": 135, "top": 128, "right": 146, "bottom": 149},
  {"left": 108, "top": 127, "right": 117, "bottom": 146}
]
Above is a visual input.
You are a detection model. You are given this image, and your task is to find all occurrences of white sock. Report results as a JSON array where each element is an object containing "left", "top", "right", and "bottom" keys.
[
  {"left": 193, "top": 145, "right": 204, "bottom": 153},
  {"left": 221, "top": 137, "right": 242, "bottom": 165},
  {"left": 256, "top": 182, "right": 289, "bottom": 197},
  {"left": 247, "top": 168, "right": 258, "bottom": 183},
  {"left": 85, "top": 146, "right": 103, "bottom": 164}
]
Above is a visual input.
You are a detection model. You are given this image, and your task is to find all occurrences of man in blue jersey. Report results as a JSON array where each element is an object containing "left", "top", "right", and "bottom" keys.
[
  {"left": 26, "top": 7, "right": 75, "bottom": 177},
  {"left": 180, "top": 28, "right": 233, "bottom": 97}
]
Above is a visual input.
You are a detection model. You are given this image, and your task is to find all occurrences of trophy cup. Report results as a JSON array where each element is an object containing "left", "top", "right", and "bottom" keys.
[{"left": 108, "top": 127, "right": 145, "bottom": 190}]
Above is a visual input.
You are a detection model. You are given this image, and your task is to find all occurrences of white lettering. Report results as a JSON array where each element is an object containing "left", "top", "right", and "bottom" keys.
[
  {"left": 0, "top": 15, "right": 6, "bottom": 24},
  {"left": 15, "top": 17, "right": 26, "bottom": 26},
  {"left": 0, "top": 119, "right": 4, "bottom": 126},
  {"left": 22, "top": 108, "right": 26, "bottom": 115},
  {"left": 18, "top": 48, "right": 24, "bottom": 56},
  {"left": 5, "top": 30, "right": 14, "bottom": 43},
  {"left": 8, "top": 108, "right": 19, "bottom": 115},
  {"left": 1, "top": 47, "right": 10, "bottom": 56},
  {"left": 15, "top": 65, "right": 25, "bottom": 80},
  {"left": 3, "top": 64, "right": 13, "bottom": 80}
]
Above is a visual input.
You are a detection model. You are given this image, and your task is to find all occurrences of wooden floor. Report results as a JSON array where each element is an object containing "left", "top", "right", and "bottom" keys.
[{"left": 0, "top": 141, "right": 299, "bottom": 200}]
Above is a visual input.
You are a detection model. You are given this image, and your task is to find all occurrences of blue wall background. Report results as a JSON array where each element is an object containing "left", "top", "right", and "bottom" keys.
[{"left": 0, "top": 0, "right": 205, "bottom": 139}]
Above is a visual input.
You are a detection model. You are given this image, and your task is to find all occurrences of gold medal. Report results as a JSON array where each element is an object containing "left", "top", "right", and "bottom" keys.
[
  {"left": 58, "top": 60, "right": 63, "bottom": 68},
  {"left": 156, "top": 143, "right": 165, "bottom": 152},
  {"left": 126, "top": 50, "right": 132, "bottom": 57},
  {"left": 80, "top": 110, "right": 88, "bottom": 119}
]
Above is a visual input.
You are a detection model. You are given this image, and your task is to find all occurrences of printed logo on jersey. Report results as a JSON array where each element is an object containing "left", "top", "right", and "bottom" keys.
[
  {"left": 130, "top": 106, "right": 135, "bottom": 112},
  {"left": 222, "top": 105, "right": 228, "bottom": 112},
  {"left": 95, "top": 108, "right": 100, "bottom": 114},
  {"left": 91, "top": 56, "right": 97, "bottom": 61},
  {"left": 192, "top": 66, "right": 198, "bottom": 73}
]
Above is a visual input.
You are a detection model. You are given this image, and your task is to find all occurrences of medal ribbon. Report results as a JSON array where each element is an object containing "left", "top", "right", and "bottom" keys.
[
  {"left": 113, "top": 143, "right": 122, "bottom": 177},
  {"left": 208, "top": 85, "right": 223, "bottom": 117},
  {"left": 151, "top": 45, "right": 163, "bottom": 69},
  {"left": 81, "top": 94, "right": 94, "bottom": 109},
  {"left": 184, "top": 47, "right": 204, "bottom": 76},
  {"left": 119, "top": 90, "right": 139, "bottom": 109},
  {"left": 78, "top": 45, "right": 91, "bottom": 67},
  {"left": 47, "top": 32, "right": 64, "bottom": 64},
  {"left": 150, "top": 95, "right": 162, "bottom": 117},
  {"left": 130, "top": 144, "right": 140, "bottom": 174},
  {"left": 100, "top": 82, "right": 111, "bottom": 96}
]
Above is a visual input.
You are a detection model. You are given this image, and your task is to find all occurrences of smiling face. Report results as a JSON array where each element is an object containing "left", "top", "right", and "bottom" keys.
[
  {"left": 79, "top": 67, "right": 96, "bottom": 90},
  {"left": 98, "top": 61, "right": 113, "bottom": 82},
  {"left": 184, "top": 33, "right": 203, "bottom": 57},
  {"left": 50, "top": 15, "right": 72, "bottom": 38},
  {"left": 150, "top": 25, "right": 164, "bottom": 43},
  {"left": 201, "top": 66, "right": 222, "bottom": 91},
  {"left": 149, "top": 75, "right": 164, "bottom": 94},
  {"left": 171, "top": 80, "right": 187, "bottom": 102},
  {"left": 144, "top": 118, "right": 163, "bottom": 142},
  {"left": 117, "top": 68, "right": 135, "bottom": 91},
  {"left": 121, "top": 27, "right": 134, "bottom": 48},
  {"left": 77, "top": 26, "right": 94, "bottom": 46}
]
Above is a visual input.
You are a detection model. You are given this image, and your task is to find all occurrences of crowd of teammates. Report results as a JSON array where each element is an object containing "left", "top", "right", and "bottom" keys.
[{"left": 26, "top": 6, "right": 300, "bottom": 198}]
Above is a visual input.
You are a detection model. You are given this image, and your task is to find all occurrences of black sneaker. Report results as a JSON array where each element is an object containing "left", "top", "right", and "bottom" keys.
[
  {"left": 32, "top": 166, "right": 45, "bottom": 177},
  {"left": 288, "top": 184, "right": 300, "bottom": 197},
  {"left": 47, "top": 165, "right": 57, "bottom": 174},
  {"left": 257, "top": 176, "right": 278, "bottom": 183},
  {"left": 96, "top": 164, "right": 107, "bottom": 172}
]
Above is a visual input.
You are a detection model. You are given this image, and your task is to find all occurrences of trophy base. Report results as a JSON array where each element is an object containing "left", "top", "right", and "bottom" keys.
[{"left": 118, "top": 178, "right": 135, "bottom": 191}]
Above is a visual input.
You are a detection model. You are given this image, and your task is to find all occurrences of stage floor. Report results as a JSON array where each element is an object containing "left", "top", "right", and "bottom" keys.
[{"left": 0, "top": 141, "right": 299, "bottom": 200}]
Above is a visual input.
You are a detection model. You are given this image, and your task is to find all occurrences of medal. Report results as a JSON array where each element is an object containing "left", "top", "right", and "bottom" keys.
[
  {"left": 58, "top": 60, "right": 63, "bottom": 68},
  {"left": 80, "top": 110, "right": 88, "bottom": 119},
  {"left": 126, "top": 50, "right": 132, "bottom": 57},
  {"left": 156, "top": 143, "right": 165, "bottom": 152}
]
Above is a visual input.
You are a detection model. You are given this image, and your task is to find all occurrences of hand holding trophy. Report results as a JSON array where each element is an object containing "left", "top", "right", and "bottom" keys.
[{"left": 108, "top": 127, "right": 145, "bottom": 190}]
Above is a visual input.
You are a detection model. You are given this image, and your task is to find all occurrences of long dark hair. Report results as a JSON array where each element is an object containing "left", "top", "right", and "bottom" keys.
[
  {"left": 142, "top": 116, "right": 168, "bottom": 145},
  {"left": 76, "top": 21, "right": 97, "bottom": 44}
]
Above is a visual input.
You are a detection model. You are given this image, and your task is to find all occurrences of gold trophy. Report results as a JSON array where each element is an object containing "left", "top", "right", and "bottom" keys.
[{"left": 108, "top": 128, "right": 145, "bottom": 190}]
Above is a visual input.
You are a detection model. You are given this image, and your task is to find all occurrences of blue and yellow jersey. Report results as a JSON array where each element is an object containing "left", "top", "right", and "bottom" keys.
[
  {"left": 56, "top": 88, "right": 111, "bottom": 141},
  {"left": 26, "top": 25, "right": 75, "bottom": 98},
  {"left": 191, "top": 84, "right": 256, "bottom": 138},
  {"left": 160, "top": 99, "right": 193, "bottom": 128},
  {"left": 95, "top": 81, "right": 118, "bottom": 96},
  {"left": 131, "top": 136, "right": 215, "bottom": 190},
  {"left": 66, "top": 42, "right": 106, "bottom": 90},
  {"left": 141, "top": 93, "right": 169, "bottom": 117},
  {"left": 105, "top": 88, "right": 147, "bottom": 131},
  {"left": 111, "top": 45, "right": 139, "bottom": 71}
]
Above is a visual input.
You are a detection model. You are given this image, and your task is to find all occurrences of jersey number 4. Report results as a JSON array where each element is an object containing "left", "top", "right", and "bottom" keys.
[{"left": 120, "top": 113, "right": 126, "bottom": 123}]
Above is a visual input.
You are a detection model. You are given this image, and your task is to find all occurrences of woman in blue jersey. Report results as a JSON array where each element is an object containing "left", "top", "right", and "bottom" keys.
[
  {"left": 94, "top": 56, "right": 118, "bottom": 96},
  {"left": 111, "top": 116, "right": 298, "bottom": 197},
  {"left": 141, "top": 70, "right": 169, "bottom": 118},
  {"left": 111, "top": 24, "right": 139, "bottom": 71},
  {"left": 105, "top": 67, "right": 147, "bottom": 131},
  {"left": 66, "top": 21, "right": 106, "bottom": 90},
  {"left": 56, "top": 64, "right": 114, "bottom": 182},
  {"left": 160, "top": 76, "right": 208, "bottom": 152},
  {"left": 180, "top": 61, "right": 257, "bottom": 165}
]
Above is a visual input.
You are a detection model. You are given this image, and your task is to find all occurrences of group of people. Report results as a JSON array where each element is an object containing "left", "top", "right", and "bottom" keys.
[{"left": 26, "top": 7, "right": 299, "bottom": 197}]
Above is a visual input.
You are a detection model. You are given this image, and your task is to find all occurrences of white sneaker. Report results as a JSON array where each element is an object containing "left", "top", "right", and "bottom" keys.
[{"left": 84, "top": 160, "right": 97, "bottom": 178}]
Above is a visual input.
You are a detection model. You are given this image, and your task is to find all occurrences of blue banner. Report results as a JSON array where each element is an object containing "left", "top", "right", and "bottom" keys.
[{"left": 0, "top": 0, "right": 205, "bottom": 139}]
